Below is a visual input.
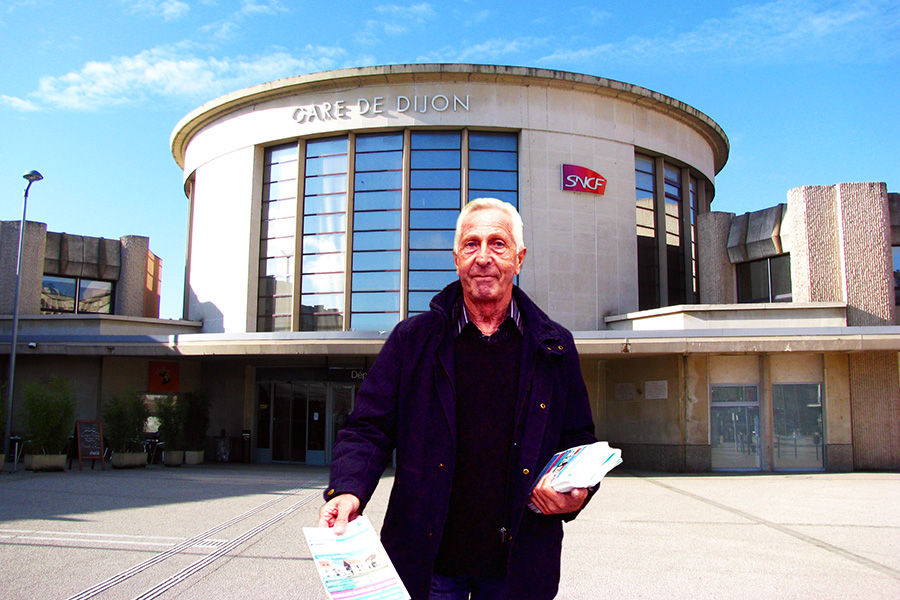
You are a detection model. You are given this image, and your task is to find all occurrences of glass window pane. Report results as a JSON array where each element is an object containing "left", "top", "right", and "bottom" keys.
[
  {"left": 408, "top": 291, "right": 436, "bottom": 313},
  {"left": 41, "top": 275, "right": 77, "bottom": 313},
  {"left": 770, "top": 254, "right": 792, "bottom": 302},
  {"left": 267, "top": 144, "right": 299, "bottom": 165},
  {"left": 305, "top": 154, "right": 349, "bottom": 177},
  {"left": 76, "top": 280, "right": 112, "bottom": 314},
  {"left": 351, "top": 292, "right": 400, "bottom": 313},
  {"left": 352, "top": 271, "right": 401, "bottom": 292},
  {"left": 356, "top": 151, "right": 403, "bottom": 172},
  {"left": 357, "top": 133, "right": 403, "bottom": 152},
  {"left": 469, "top": 170, "right": 517, "bottom": 191},
  {"left": 355, "top": 190, "right": 401, "bottom": 211},
  {"left": 468, "top": 190, "right": 517, "bottom": 206},
  {"left": 409, "top": 209, "right": 459, "bottom": 231},
  {"left": 354, "top": 230, "right": 401, "bottom": 251},
  {"left": 410, "top": 150, "right": 461, "bottom": 169},
  {"left": 261, "top": 217, "right": 296, "bottom": 240},
  {"left": 469, "top": 132, "right": 517, "bottom": 151},
  {"left": 469, "top": 150, "right": 517, "bottom": 171},
  {"left": 262, "top": 256, "right": 294, "bottom": 278},
  {"left": 263, "top": 198, "right": 297, "bottom": 220},
  {"left": 410, "top": 190, "right": 460, "bottom": 209},
  {"left": 304, "top": 213, "right": 346, "bottom": 234},
  {"left": 300, "top": 292, "right": 343, "bottom": 312},
  {"left": 737, "top": 260, "right": 770, "bottom": 303},
  {"left": 773, "top": 384, "right": 824, "bottom": 470},
  {"left": 303, "top": 233, "right": 345, "bottom": 254},
  {"left": 265, "top": 180, "right": 298, "bottom": 202},
  {"left": 410, "top": 230, "right": 455, "bottom": 250},
  {"left": 258, "top": 295, "right": 293, "bottom": 316},
  {"left": 353, "top": 210, "right": 402, "bottom": 231},
  {"left": 411, "top": 132, "right": 460, "bottom": 149},
  {"left": 894, "top": 246, "right": 900, "bottom": 305},
  {"left": 262, "top": 236, "right": 295, "bottom": 259},
  {"left": 302, "top": 252, "right": 345, "bottom": 273},
  {"left": 409, "top": 250, "right": 454, "bottom": 270},
  {"left": 265, "top": 160, "right": 298, "bottom": 184},
  {"left": 304, "top": 193, "right": 347, "bottom": 215},
  {"left": 353, "top": 250, "right": 401, "bottom": 272},
  {"left": 301, "top": 273, "right": 344, "bottom": 294},
  {"left": 307, "top": 137, "right": 348, "bottom": 157},
  {"left": 355, "top": 170, "right": 402, "bottom": 191},
  {"left": 711, "top": 406, "right": 761, "bottom": 470},
  {"left": 350, "top": 312, "right": 399, "bottom": 332},
  {"left": 305, "top": 174, "right": 348, "bottom": 196},
  {"left": 409, "top": 270, "right": 457, "bottom": 291},
  {"left": 411, "top": 170, "right": 460, "bottom": 190},
  {"left": 259, "top": 276, "right": 293, "bottom": 296}
]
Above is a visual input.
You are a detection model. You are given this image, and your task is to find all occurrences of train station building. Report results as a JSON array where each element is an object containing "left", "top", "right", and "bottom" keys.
[{"left": 3, "top": 64, "right": 898, "bottom": 472}]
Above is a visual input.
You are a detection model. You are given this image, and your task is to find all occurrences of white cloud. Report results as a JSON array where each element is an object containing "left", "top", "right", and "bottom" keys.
[
  {"left": 417, "top": 37, "right": 551, "bottom": 63},
  {"left": 6, "top": 44, "right": 346, "bottom": 111},
  {"left": 540, "top": 0, "right": 900, "bottom": 65},
  {"left": 0, "top": 95, "right": 40, "bottom": 112},
  {"left": 201, "top": 0, "right": 289, "bottom": 41},
  {"left": 122, "top": 0, "right": 190, "bottom": 21},
  {"left": 360, "top": 2, "right": 436, "bottom": 39}
]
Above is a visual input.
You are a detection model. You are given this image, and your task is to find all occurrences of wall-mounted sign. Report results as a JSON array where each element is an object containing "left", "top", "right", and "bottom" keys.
[
  {"left": 561, "top": 164, "right": 607, "bottom": 195},
  {"left": 292, "top": 93, "right": 471, "bottom": 124}
]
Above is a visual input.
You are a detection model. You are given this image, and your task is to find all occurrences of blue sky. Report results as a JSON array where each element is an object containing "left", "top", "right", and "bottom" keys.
[{"left": 2, "top": 0, "right": 898, "bottom": 320}]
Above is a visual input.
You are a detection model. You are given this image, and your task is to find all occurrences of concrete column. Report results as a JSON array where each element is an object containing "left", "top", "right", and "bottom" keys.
[
  {"left": 788, "top": 182, "right": 893, "bottom": 325},
  {"left": 0, "top": 220, "right": 47, "bottom": 316},
  {"left": 117, "top": 235, "right": 150, "bottom": 317},
  {"left": 697, "top": 211, "right": 735, "bottom": 304}
]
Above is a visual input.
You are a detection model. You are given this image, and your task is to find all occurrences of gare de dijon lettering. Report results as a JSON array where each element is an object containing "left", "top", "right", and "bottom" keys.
[{"left": 292, "top": 93, "right": 471, "bottom": 123}]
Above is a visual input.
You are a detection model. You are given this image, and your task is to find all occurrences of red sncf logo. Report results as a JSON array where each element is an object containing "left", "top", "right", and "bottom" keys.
[{"left": 561, "top": 164, "right": 607, "bottom": 195}]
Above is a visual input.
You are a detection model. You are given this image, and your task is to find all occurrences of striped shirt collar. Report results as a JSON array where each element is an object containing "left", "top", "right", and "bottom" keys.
[{"left": 455, "top": 294, "right": 524, "bottom": 336}]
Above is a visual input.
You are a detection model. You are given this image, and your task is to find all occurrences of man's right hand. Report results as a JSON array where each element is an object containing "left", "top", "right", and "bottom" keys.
[{"left": 317, "top": 493, "right": 361, "bottom": 535}]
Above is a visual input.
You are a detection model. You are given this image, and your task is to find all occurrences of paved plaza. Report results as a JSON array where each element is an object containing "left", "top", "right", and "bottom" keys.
[{"left": 0, "top": 463, "right": 898, "bottom": 599}]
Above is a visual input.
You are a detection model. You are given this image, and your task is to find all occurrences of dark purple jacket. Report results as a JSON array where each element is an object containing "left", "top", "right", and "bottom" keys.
[{"left": 327, "top": 282, "right": 597, "bottom": 600}]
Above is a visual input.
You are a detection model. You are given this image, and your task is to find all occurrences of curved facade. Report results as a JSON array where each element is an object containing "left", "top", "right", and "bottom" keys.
[{"left": 173, "top": 64, "right": 728, "bottom": 334}]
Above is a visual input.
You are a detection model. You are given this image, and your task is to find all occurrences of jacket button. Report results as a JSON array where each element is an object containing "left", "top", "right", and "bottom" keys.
[
  {"left": 558, "top": 345, "right": 564, "bottom": 351},
  {"left": 523, "top": 468, "right": 530, "bottom": 475},
  {"left": 540, "top": 403, "right": 546, "bottom": 409},
  {"left": 438, "top": 463, "right": 444, "bottom": 469},
  {"left": 327, "top": 489, "right": 335, "bottom": 496}
]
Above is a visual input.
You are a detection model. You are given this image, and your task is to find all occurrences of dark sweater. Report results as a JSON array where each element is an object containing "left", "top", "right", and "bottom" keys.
[{"left": 433, "top": 318, "right": 522, "bottom": 577}]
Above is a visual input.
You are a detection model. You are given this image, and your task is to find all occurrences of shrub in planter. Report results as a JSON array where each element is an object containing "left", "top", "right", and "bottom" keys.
[
  {"left": 103, "top": 392, "right": 150, "bottom": 468},
  {"left": 156, "top": 395, "right": 186, "bottom": 466},
  {"left": 183, "top": 390, "right": 211, "bottom": 464},
  {"left": 23, "top": 377, "right": 76, "bottom": 470}
]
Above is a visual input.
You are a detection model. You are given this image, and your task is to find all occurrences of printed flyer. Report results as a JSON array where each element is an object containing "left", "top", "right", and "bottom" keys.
[{"left": 304, "top": 516, "right": 410, "bottom": 600}]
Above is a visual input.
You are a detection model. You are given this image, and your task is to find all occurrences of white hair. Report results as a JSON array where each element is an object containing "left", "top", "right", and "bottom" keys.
[{"left": 453, "top": 198, "right": 525, "bottom": 251}]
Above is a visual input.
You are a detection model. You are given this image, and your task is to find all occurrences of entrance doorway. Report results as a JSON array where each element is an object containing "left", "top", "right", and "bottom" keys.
[
  {"left": 256, "top": 381, "right": 355, "bottom": 465},
  {"left": 710, "top": 385, "right": 761, "bottom": 470}
]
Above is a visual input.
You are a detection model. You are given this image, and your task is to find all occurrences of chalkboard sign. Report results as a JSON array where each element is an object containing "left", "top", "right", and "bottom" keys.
[{"left": 75, "top": 420, "right": 105, "bottom": 471}]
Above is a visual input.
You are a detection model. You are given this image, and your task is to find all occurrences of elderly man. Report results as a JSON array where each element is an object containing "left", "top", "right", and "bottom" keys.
[{"left": 319, "top": 198, "right": 596, "bottom": 600}]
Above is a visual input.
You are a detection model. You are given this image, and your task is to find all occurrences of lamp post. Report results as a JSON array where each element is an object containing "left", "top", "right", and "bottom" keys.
[{"left": 4, "top": 170, "right": 43, "bottom": 468}]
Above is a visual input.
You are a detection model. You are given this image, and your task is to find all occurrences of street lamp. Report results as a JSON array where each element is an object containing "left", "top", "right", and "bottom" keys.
[{"left": 4, "top": 170, "right": 43, "bottom": 469}]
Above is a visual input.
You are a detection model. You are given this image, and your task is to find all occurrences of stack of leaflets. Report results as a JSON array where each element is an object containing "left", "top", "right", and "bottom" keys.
[
  {"left": 304, "top": 516, "right": 410, "bottom": 600},
  {"left": 529, "top": 441, "right": 622, "bottom": 511}
]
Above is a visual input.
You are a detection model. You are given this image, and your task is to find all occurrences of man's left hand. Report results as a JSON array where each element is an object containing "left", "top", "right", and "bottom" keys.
[{"left": 529, "top": 473, "right": 589, "bottom": 515}]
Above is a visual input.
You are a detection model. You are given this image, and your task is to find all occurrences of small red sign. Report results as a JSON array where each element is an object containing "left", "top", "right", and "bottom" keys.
[
  {"left": 561, "top": 164, "right": 607, "bottom": 195},
  {"left": 148, "top": 361, "right": 180, "bottom": 393}
]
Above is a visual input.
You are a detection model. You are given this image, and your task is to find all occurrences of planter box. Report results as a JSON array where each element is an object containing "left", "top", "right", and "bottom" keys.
[
  {"left": 163, "top": 450, "right": 184, "bottom": 467},
  {"left": 110, "top": 452, "right": 148, "bottom": 469},
  {"left": 24, "top": 454, "right": 66, "bottom": 472},
  {"left": 184, "top": 450, "right": 205, "bottom": 465}
]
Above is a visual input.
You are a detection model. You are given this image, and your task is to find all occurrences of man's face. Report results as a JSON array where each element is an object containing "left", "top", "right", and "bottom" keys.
[{"left": 453, "top": 208, "right": 526, "bottom": 306}]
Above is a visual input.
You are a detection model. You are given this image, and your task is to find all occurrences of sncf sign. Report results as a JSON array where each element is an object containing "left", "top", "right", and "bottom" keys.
[{"left": 561, "top": 164, "right": 607, "bottom": 195}]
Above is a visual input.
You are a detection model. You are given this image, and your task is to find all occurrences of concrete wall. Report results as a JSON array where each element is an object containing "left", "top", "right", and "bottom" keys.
[{"left": 0, "top": 221, "right": 47, "bottom": 316}]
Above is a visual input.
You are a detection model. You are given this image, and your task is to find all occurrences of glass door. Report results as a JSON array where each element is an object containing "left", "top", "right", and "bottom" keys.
[
  {"left": 306, "top": 383, "right": 327, "bottom": 465},
  {"left": 773, "top": 383, "right": 824, "bottom": 470},
  {"left": 710, "top": 385, "right": 761, "bottom": 470}
]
